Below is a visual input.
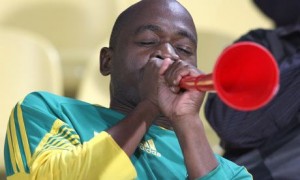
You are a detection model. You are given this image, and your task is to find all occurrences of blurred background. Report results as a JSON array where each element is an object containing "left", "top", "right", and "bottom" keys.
[{"left": 0, "top": 0, "right": 273, "bottom": 179}]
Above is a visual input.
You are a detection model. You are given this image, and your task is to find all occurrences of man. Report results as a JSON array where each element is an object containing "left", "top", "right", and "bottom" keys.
[
  {"left": 4, "top": 0, "right": 251, "bottom": 179},
  {"left": 205, "top": 0, "right": 300, "bottom": 179}
]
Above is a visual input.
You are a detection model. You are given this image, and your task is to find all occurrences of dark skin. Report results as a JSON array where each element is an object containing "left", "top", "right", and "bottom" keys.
[{"left": 100, "top": 0, "right": 218, "bottom": 179}]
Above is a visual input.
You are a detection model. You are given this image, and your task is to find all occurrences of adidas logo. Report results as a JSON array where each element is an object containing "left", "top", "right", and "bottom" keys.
[{"left": 139, "top": 139, "right": 161, "bottom": 157}]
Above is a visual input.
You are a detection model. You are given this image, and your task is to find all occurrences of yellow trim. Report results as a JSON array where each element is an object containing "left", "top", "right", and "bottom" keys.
[
  {"left": 32, "top": 119, "right": 81, "bottom": 161},
  {"left": 58, "top": 127, "right": 80, "bottom": 144},
  {"left": 45, "top": 137, "right": 57, "bottom": 145},
  {"left": 17, "top": 103, "right": 32, "bottom": 165},
  {"left": 49, "top": 120, "right": 63, "bottom": 136},
  {"left": 60, "top": 127, "right": 80, "bottom": 138},
  {"left": 31, "top": 119, "right": 65, "bottom": 161},
  {"left": 59, "top": 144, "right": 73, "bottom": 149},
  {"left": 91, "top": 132, "right": 137, "bottom": 179},
  {"left": 7, "top": 111, "right": 18, "bottom": 173},
  {"left": 9, "top": 109, "right": 25, "bottom": 172},
  {"left": 69, "top": 138, "right": 80, "bottom": 145},
  {"left": 29, "top": 122, "right": 136, "bottom": 179},
  {"left": 54, "top": 139, "right": 69, "bottom": 147},
  {"left": 45, "top": 127, "right": 80, "bottom": 147},
  {"left": 7, "top": 172, "right": 29, "bottom": 180}
]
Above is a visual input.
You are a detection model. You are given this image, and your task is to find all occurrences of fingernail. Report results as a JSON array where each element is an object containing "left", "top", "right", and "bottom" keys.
[
  {"left": 170, "top": 86, "right": 175, "bottom": 92},
  {"left": 173, "top": 80, "right": 178, "bottom": 85}
]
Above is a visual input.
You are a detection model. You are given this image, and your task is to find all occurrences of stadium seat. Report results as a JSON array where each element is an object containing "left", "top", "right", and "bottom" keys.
[
  {"left": 76, "top": 42, "right": 110, "bottom": 107},
  {"left": 0, "top": 1, "right": 117, "bottom": 97},
  {"left": 0, "top": 27, "right": 63, "bottom": 176}
]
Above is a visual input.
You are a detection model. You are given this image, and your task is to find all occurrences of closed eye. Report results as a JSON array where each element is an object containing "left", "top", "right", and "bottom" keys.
[
  {"left": 176, "top": 46, "right": 193, "bottom": 55},
  {"left": 139, "top": 41, "right": 157, "bottom": 46}
]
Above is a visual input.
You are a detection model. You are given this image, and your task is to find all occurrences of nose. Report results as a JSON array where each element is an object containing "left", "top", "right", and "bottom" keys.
[{"left": 151, "top": 43, "right": 179, "bottom": 61}]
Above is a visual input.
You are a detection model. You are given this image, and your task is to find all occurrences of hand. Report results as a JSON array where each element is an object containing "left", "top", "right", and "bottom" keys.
[
  {"left": 157, "top": 59, "right": 218, "bottom": 179},
  {"left": 138, "top": 57, "right": 164, "bottom": 109},
  {"left": 157, "top": 58, "right": 206, "bottom": 121}
]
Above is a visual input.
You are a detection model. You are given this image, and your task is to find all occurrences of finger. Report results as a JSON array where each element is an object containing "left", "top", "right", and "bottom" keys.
[
  {"left": 170, "top": 86, "right": 181, "bottom": 93},
  {"left": 165, "top": 61, "right": 202, "bottom": 87},
  {"left": 164, "top": 60, "right": 190, "bottom": 86},
  {"left": 140, "top": 57, "right": 162, "bottom": 82},
  {"left": 159, "top": 58, "right": 173, "bottom": 75}
]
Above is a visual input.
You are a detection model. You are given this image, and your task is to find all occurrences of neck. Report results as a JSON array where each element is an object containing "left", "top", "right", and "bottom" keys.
[{"left": 110, "top": 100, "right": 135, "bottom": 115}]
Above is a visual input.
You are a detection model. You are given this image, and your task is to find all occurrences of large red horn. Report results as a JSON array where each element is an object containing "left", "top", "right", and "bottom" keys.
[{"left": 180, "top": 42, "right": 280, "bottom": 111}]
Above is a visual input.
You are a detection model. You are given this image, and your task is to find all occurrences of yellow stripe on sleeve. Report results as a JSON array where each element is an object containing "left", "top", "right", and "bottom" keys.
[
  {"left": 29, "top": 121, "right": 136, "bottom": 179},
  {"left": 86, "top": 131, "right": 137, "bottom": 179},
  {"left": 9, "top": 109, "right": 25, "bottom": 172},
  {"left": 7, "top": 172, "right": 29, "bottom": 180},
  {"left": 31, "top": 119, "right": 63, "bottom": 160},
  {"left": 58, "top": 127, "right": 80, "bottom": 144},
  {"left": 17, "top": 103, "right": 32, "bottom": 165},
  {"left": 7, "top": 112, "right": 18, "bottom": 173}
]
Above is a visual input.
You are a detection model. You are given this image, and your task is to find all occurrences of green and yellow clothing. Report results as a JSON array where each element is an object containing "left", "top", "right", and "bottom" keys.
[{"left": 4, "top": 91, "right": 252, "bottom": 179}]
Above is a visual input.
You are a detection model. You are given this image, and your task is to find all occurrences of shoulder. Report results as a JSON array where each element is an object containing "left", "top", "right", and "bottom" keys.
[
  {"left": 236, "top": 28, "right": 276, "bottom": 45},
  {"left": 19, "top": 91, "right": 98, "bottom": 119},
  {"left": 23, "top": 91, "right": 84, "bottom": 104},
  {"left": 22, "top": 91, "right": 90, "bottom": 109},
  {"left": 236, "top": 28, "right": 291, "bottom": 62},
  {"left": 20, "top": 91, "right": 120, "bottom": 122}
]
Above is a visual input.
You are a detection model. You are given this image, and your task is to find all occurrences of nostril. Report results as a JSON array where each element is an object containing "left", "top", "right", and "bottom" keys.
[{"left": 155, "top": 54, "right": 163, "bottom": 60}]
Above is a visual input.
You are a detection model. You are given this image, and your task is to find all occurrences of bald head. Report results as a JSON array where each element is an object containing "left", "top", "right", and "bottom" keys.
[
  {"left": 101, "top": 0, "right": 198, "bottom": 107},
  {"left": 109, "top": 0, "right": 196, "bottom": 48}
]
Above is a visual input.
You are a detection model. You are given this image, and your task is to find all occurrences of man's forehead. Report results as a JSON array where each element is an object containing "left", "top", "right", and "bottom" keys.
[
  {"left": 110, "top": 0, "right": 197, "bottom": 47},
  {"left": 139, "top": 0, "right": 188, "bottom": 15},
  {"left": 126, "top": 1, "right": 196, "bottom": 35},
  {"left": 133, "top": 23, "right": 197, "bottom": 45}
]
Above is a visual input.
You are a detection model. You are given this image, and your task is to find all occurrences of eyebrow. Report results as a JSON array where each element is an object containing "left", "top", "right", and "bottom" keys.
[
  {"left": 134, "top": 24, "right": 197, "bottom": 45},
  {"left": 134, "top": 24, "right": 163, "bottom": 35},
  {"left": 177, "top": 29, "right": 197, "bottom": 46}
]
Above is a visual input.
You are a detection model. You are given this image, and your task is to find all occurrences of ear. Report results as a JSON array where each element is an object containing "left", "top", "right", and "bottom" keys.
[{"left": 100, "top": 47, "right": 113, "bottom": 76}]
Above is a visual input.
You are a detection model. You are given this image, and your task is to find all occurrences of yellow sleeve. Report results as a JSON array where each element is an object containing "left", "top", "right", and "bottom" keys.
[{"left": 8, "top": 123, "right": 137, "bottom": 180}]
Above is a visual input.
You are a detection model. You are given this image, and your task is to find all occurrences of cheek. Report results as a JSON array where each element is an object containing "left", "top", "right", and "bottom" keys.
[
  {"left": 112, "top": 56, "right": 148, "bottom": 86},
  {"left": 124, "top": 51, "right": 150, "bottom": 74},
  {"left": 114, "top": 44, "right": 153, "bottom": 79},
  {"left": 186, "top": 57, "right": 197, "bottom": 67}
]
